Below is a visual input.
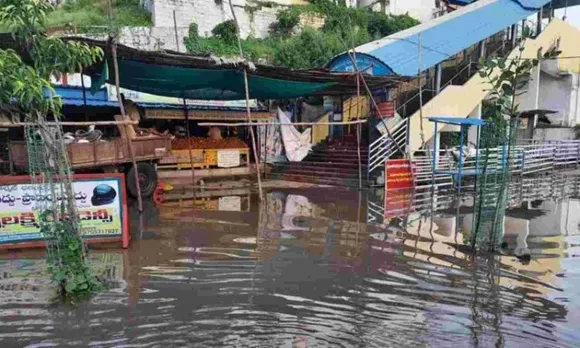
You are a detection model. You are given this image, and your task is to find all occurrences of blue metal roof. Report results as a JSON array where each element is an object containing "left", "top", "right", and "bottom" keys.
[
  {"left": 61, "top": 99, "right": 119, "bottom": 107},
  {"left": 327, "top": 0, "right": 551, "bottom": 76},
  {"left": 134, "top": 102, "right": 264, "bottom": 112},
  {"left": 46, "top": 86, "right": 120, "bottom": 107},
  {"left": 427, "top": 117, "right": 488, "bottom": 126}
]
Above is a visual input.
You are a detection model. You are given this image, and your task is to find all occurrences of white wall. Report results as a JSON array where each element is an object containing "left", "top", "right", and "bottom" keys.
[
  {"left": 539, "top": 72, "right": 573, "bottom": 126},
  {"left": 516, "top": 69, "right": 580, "bottom": 127},
  {"left": 533, "top": 127, "right": 577, "bottom": 141},
  {"left": 150, "top": 0, "right": 297, "bottom": 39},
  {"left": 71, "top": 26, "right": 189, "bottom": 52},
  {"left": 388, "top": 0, "right": 439, "bottom": 22}
]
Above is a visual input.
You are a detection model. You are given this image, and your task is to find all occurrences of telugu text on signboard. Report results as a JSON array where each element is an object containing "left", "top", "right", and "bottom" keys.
[
  {"left": 0, "top": 175, "right": 128, "bottom": 248},
  {"left": 384, "top": 159, "right": 415, "bottom": 217}
]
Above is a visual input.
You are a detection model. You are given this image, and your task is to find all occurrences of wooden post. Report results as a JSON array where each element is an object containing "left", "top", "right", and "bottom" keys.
[
  {"left": 356, "top": 73, "right": 363, "bottom": 190},
  {"left": 172, "top": 11, "right": 180, "bottom": 52},
  {"left": 182, "top": 98, "right": 196, "bottom": 188},
  {"left": 112, "top": 43, "right": 143, "bottom": 212},
  {"left": 263, "top": 124, "right": 268, "bottom": 180},
  {"left": 229, "top": 0, "right": 263, "bottom": 200}
]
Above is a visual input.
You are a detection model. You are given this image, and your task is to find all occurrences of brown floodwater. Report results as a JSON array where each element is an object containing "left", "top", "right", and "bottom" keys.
[{"left": 0, "top": 181, "right": 579, "bottom": 347}]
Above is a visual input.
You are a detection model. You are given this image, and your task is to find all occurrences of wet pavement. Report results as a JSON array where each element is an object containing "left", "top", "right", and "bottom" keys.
[{"left": 0, "top": 177, "right": 579, "bottom": 347}]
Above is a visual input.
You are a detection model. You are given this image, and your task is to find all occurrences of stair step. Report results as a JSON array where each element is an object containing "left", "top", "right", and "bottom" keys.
[
  {"left": 274, "top": 168, "right": 361, "bottom": 179},
  {"left": 274, "top": 161, "right": 368, "bottom": 170},
  {"left": 270, "top": 173, "right": 361, "bottom": 188}
]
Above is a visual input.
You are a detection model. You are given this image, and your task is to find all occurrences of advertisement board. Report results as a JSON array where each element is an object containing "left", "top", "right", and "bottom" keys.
[
  {"left": 384, "top": 159, "right": 415, "bottom": 218},
  {"left": 0, "top": 174, "right": 130, "bottom": 250},
  {"left": 377, "top": 101, "right": 395, "bottom": 118},
  {"left": 385, "top": 159, "right": 415, "bottom": 191}
]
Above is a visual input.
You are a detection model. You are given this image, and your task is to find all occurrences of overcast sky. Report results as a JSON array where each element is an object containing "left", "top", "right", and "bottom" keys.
[{"left": 556, "top": 5, "right": 580, "bottom": 28}]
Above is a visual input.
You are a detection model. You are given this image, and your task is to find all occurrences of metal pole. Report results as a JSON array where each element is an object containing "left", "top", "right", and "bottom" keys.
[
  {"left": 80, "top": 71, "right": 88, "bottom": 122},
  {"left": 435, "top": 63, "right": 442, "bottom": 94},
  {"left": 431, "top": 121, "right": 438, "bottom": 190},
  {"left": 457, "top": 125, "right": 465, "bottom": 194}
]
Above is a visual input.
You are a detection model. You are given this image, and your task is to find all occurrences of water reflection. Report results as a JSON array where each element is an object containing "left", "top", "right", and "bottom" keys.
[{"left": 0, "top": 178, "right": 577, "bottom": 347}]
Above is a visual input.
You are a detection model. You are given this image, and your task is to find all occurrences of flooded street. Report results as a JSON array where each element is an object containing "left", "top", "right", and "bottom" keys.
[{"left": 0, "top": 179, "right": 579, "bottom": 347}]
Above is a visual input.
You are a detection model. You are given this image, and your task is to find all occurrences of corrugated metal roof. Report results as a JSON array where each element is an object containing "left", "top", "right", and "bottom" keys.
[{"left": 328, "top": 0, "right": 551, "bottom": 76}]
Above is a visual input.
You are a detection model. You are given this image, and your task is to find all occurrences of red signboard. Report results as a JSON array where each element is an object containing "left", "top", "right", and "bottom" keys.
[
  {"left": 385, "top": 159, "right": 414, "bottom": 191},
  {"left": 384, "top": 159, "right": 415, "bottom": 218},
  {"left": 0, "top": 173, "right": 130, "bottom": 250},
  {"left": 377, "top": 101, "right": 395, "bottom": 118}
]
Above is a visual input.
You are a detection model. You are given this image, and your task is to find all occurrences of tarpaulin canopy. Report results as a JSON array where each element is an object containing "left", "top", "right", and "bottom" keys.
[{"left": 67, "top": 37, "right": 404, "bottom": 101}]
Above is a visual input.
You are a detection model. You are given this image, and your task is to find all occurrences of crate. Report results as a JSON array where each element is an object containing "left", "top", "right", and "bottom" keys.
[{"left": 158, "top": 148, "right": 249, "bottom": 170}]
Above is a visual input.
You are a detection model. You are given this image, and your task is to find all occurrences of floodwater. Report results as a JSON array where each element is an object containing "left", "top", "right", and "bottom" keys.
[{"left": 0, "top": 176, "right": 579, "bottom": 347}]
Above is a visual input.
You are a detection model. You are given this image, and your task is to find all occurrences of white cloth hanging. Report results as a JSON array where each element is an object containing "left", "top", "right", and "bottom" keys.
[{"left": 278, "top": 108, "right": 311, "bottom": 162}]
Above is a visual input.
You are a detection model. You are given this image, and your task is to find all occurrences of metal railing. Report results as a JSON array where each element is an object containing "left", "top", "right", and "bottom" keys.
[
  {"left": 409, "top": 140, "right": 580, "bottom": 187},
  {"left": 368, "top": 118, "right": 408, "bottom": 173},
  {"left": 379, "top": 172, "right": 580, "bottom": 222}
]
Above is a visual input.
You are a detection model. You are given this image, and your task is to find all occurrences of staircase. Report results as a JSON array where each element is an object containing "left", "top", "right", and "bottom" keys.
[{"left": 271, "top": 135, "right": 368, "bottom": 188}]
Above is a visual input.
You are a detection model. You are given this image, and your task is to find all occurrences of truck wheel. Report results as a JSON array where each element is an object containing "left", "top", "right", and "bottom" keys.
[{"left": 127, "top": 163, "right": 158, "bottom": 198}]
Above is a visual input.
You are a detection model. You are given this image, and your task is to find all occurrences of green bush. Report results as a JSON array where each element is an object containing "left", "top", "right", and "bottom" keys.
[
  {"left": 46, "top": 0, "right": 151, "bottom": 30},
  {"left": 271, "top": 8, "right": 300, "bottom": 36},
  {"left": 211, "top": 20, "right": 238, "bottom": 44}
]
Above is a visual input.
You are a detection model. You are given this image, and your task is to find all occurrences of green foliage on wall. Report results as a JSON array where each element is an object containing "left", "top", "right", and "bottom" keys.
[
  {"left": 185, "top": 0, "right": 419, "bottom": 69},
  {"left": 46, "top": 0, "right": 152, "bottom": 30}
]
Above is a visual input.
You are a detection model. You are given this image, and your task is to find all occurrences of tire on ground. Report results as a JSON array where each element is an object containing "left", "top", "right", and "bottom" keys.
[{"left": 127, "top": 163, "right": 158, "bottom": 198}]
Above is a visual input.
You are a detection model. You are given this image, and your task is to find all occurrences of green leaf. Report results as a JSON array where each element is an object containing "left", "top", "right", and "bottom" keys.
[
  {"left": 65, "top": 282, "right": 77, "bottom": 293},
  {"left": 501, "top": 84, "right": 514, "bottom": 96}
]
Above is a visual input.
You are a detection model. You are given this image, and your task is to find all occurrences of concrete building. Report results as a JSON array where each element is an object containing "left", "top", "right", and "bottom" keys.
[
  {"left": 514, "top": 20, "right": 580, "bottom": 141},
  {"left": 353, "top": 0, "right": 444, "bottom": 22}
]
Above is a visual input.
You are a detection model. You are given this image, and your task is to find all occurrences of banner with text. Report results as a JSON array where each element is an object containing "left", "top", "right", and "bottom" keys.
[{"left": 0, "top": 175, "right": 128, "bottom": 247}]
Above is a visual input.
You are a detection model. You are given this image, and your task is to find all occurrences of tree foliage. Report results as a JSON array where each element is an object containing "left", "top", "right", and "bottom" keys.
[
  {"left": 184, "top": 1, "right": 419, "bottom": 69},
  {"left": 0, "top": 0, "right": 103, "bottom": 117},
  {"left": 0, "top": 0, "right": 105, "bottom": 302}
]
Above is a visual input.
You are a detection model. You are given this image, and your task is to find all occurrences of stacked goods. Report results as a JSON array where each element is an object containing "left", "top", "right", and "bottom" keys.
[{"left": 172, "top": 137, "right": 248, "bottom": 150}]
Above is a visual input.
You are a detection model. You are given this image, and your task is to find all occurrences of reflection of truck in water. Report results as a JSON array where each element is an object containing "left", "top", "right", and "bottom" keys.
[{"left": 8, "top": 136, "right": 171, "bottom": 198}]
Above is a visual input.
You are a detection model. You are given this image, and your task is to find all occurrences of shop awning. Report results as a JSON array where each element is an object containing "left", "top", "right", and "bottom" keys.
[{"left": 69, "top": 38, "right": 404, "bottom": 101}]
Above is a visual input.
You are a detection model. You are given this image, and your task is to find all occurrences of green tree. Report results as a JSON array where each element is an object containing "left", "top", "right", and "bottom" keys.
[{"left": 0, "top": 0, "right": 105, "bottom": 301}]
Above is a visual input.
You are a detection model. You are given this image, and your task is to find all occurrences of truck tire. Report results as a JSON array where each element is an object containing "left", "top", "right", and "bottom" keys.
[{"left": 127, "top": 163, "right": 158, "bottom": 198}]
